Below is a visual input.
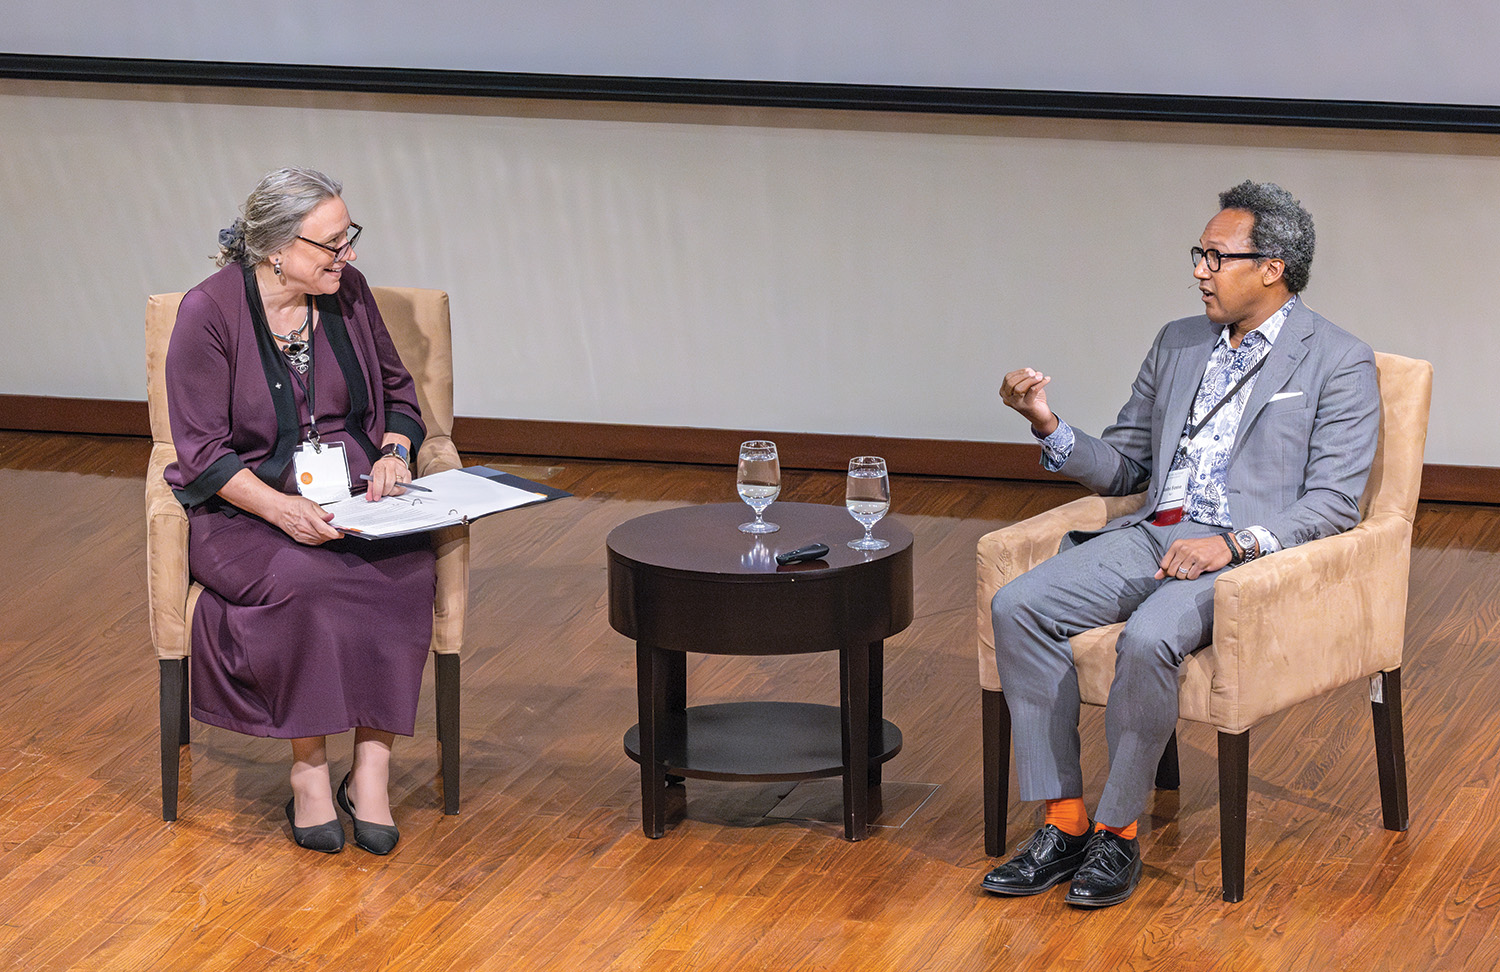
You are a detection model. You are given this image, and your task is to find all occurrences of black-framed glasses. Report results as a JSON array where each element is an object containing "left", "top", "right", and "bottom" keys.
[
  {"left": 1191, "top": 246, "right": 1266, "bottom": 272},
  {"left": 297, "top": 222, "right": 362, "bottom": 260}
]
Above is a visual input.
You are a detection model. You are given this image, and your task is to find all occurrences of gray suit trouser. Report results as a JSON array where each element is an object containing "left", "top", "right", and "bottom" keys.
[{"left": 990, "top": 518, "right": 1225, "bottom": 829}]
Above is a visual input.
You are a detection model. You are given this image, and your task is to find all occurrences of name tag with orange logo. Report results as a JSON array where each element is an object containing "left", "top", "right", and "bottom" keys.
[{"left": 293, "top": 441, "right": 351, "bottom": 504}]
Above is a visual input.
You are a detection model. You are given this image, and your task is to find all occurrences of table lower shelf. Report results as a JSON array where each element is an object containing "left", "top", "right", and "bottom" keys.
[{"left": 624, "top": 701, "right": 903, "bottom": 782}]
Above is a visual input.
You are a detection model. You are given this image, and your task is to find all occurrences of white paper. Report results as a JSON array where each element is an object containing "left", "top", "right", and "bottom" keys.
[
  {"left": 322, "top": 492, "right": 458, "bottom": 536},
  {"left": 409, "top": 468, "right": 549, "bottom": 518},
  {"left": 323, "top": 468, "right": 549, "bottom": 538}
]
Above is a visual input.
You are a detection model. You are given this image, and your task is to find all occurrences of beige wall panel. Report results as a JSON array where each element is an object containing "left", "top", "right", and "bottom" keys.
[{"left": 1, "top": 80, "right": 1493, "bottom": 465}]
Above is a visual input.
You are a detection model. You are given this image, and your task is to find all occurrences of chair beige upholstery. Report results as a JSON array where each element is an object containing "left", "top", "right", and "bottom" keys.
[
  {"left": 146, "top": 287, "right": 470, "bottom": 821},
  {"left": 976, "top": 351, "right": 1432, "bottom": 902}
]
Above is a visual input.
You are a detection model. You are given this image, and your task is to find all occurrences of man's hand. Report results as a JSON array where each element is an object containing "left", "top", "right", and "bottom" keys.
[
  {"left": 1155, "top": 536, "right": 1234, "bottom": 581},
  {"left": 999, "top": 368, "right": 1059, "bottom": 436}
]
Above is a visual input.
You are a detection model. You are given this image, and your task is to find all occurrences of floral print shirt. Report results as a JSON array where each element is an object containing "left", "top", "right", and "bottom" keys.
[{"left": 1037, "top": 297, "right": 1297, "bottom": 553}]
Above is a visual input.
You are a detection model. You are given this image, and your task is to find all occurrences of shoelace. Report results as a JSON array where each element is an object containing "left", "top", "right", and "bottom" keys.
[
  {"left": 1079, "top": 834, "right": 1125, "bottom": 872},
  {"left": 1026, "top": 826, "right": 1068, "bottom": 858}
]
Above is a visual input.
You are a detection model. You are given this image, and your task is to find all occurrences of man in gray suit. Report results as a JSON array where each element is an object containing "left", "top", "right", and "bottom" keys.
[{"left": 982, "top": 181, "right": 1380, "bottom": 907}]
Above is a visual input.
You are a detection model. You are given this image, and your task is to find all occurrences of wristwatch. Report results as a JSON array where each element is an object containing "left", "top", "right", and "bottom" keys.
[
  {"left": 1232, "top": 528, "right": 1260, "bottom": 563},
  {"left": 379, "top": 442, "right": 411, "bottom": 467}
]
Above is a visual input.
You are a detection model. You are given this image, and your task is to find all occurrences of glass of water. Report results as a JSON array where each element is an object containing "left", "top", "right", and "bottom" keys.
[
  {"left": 736, "top": 440, "right": 781, "bottom": 534},
  {"left": 845, "top": 456, "right": 890, "bottom": 550}
]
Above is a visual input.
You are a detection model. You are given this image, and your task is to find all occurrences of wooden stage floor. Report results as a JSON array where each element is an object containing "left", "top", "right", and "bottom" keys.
[{"left": 1, "top": 429, "right": 1498, "bottom": 971}]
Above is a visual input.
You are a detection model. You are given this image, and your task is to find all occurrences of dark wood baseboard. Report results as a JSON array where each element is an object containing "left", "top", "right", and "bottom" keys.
[
  {"left": 456, "top": 415, "right": 1500, "bottom": 504},
  {"left": 3, "top": 393, "right": 1495, "bottom": 504},
  {"left": 450, "top": 415, "right": 1074, "bottom": 483},
  {"left": 1418, "top": 464, "right": 1500, "bottom": 505},
  {"left": 0, "top": 394, "right": 151, "bottom": 438}
]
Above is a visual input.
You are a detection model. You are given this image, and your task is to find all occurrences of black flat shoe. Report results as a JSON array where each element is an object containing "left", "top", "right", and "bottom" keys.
[
  {"left": 284, "top": 797, "right": 345, "bottom": 853},
  {"left": 1064, "top": 830, "right": 1143, "bottom": 908},
  {"left": 981, "top": 823, "right": 1093, "bottom": 896},
  {"left": 336, "top": 772, "right": 400, "bottom": 856}
]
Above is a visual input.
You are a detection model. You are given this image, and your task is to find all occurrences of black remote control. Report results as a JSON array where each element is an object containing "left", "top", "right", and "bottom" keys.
[{"left": 776, "top": 543, "right": 830, "bottom": 565}]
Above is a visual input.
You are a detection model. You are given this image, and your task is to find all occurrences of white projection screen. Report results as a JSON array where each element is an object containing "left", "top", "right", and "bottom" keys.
[
  {"left": 7, "top": 1, "right": 1500, "bottom": 105},
  {"left": 3, "top": 2, "right": 1498, "bottom": 472}
]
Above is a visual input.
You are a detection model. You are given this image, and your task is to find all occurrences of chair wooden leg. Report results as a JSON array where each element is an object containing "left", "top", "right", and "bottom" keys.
[
  {"left": 1217, "top": 730, "right": 1250, "bottom": 903},
  {"left": 436, "top": 652, "right": 460, "bottom": 815},
  {"left": 179, "top": 666, "right": 191, "bottom": 745},
  {"left": 983, "top": 688, "right": 1011, "bottom": 858},
  {"left": 1155, "top": 730, "right": 1181, "bottom": 790},
  {"left": 159, "top": 658, "right": 188, "bottom": 822},
  {"left": 1372, "top": 668, "right": 1410, "bottom": 832}
]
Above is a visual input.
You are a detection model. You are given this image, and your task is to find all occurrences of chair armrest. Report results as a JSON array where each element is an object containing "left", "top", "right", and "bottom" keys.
[
  {"left": 415, "top": 433, "right": 461, "bottom": 478},
  {"left": 145, "top": 443, "right": 192, "bottom": 659},
  {"left": 416, "top": 434, "right": 469, "bottom": 655},
  {"left": 975, "top": 492, "right": 1146, "bottom": 689},
  {"left": 1207, "top": 512, "right": 1413, "bottom": 731}
]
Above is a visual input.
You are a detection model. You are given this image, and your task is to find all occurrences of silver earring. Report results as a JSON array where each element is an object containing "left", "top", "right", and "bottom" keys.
[{"left": 273, "top": 259, "right": 283, "bottom": 279}]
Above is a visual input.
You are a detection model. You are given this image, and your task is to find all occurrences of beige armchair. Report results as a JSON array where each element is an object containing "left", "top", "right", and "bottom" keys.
[
  {"left": 976, "top": 352, "right": 1432, "bottom": 902},
  {"left": 146, "top": 288, "right": 470, "bottom": 821}
]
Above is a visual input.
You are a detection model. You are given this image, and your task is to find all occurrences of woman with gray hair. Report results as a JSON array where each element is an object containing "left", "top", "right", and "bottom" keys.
[{"left": 164, "top": 167, "right": 434, "bottom": 855}]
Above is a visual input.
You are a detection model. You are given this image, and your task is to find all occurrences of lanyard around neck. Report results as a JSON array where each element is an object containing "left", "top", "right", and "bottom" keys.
[
  {"left": 1184, "top": 346, "right": 1270, "bottom": 443},
  {"left": 275, "top": 297, "right": 320, "bottom": 447},
  {"left": 288, "top": 332, "right": 321, "bottom": 447}
]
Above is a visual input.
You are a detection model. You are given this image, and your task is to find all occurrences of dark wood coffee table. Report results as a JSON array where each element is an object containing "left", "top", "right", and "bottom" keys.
[{"left": 607, "top": 502, "right": 914, "bottom": 841}]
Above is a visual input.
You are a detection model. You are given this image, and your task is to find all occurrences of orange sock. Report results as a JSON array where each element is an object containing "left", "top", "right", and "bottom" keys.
[
  {"left": 1043, "top": 798, "right": 1090, "bottom": 837},
  {"left": 1096, "top": 820, "right": 1138, "bottom": 840}
]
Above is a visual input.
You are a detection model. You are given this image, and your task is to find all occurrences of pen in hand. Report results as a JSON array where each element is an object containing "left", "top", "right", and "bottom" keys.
[{"left": 359, "top": 474, "right": 433, "bottom": 493}]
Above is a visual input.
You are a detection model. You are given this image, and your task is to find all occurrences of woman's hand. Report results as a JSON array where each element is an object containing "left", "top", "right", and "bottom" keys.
[
  {"left": 273, "top": 493, "right": 342, "bottom": 545},
  {"left": 217, "top": 468, "right": 341, "bottom": 545},
  {"left": 364, "top": 452, "right": 412, "bottom": 502}
]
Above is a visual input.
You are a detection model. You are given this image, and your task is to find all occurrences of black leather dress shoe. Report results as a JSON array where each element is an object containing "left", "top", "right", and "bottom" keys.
[
  {"left": 981, "top": 823, "right": 1093, "bottom": 896},
  {"left": 336, "top": 773, "right": 400, "bottom": 856},
  {"left": 1064, "top": 830, "right": 1143, "bottom": 907},
  {"left": 284, "top": 797, "right": 345, "bottom": 854}
]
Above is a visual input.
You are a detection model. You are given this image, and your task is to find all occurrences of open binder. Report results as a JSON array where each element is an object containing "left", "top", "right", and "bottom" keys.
[{"left": 325, "top": 466, "right": 570, "bottom": 539}]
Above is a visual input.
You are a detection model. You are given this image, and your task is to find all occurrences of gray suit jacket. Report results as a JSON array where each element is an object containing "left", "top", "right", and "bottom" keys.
[{"left": 1059, "top": 301, "right": 1380, "bottom": 548}]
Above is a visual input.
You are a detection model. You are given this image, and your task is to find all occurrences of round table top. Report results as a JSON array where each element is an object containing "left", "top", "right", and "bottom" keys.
[
  {"left": 606, "top": 503, "right": 914, "bottom": 654},
  {"left": 605, "top": 502, "right": 913, "bottom": 581}
]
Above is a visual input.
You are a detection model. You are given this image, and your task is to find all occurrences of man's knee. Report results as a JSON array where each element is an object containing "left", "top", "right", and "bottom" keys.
[
  {"left": 991, "top": 578, "right": 1039, "bottom": 644},
  {"left": 1114, "top": 619, "right": 1199, "bottom": 671},
  {"left": 991, "top": 582, "right": 1020, "bottom": 625}
]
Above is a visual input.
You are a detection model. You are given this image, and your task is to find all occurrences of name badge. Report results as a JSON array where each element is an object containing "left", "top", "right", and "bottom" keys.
[
  {"left": 293, "top": 441, "right": 351, "bottom": 504},
  {"left": 1152, "top": 466, "right": 1189, "bottom": 524}
]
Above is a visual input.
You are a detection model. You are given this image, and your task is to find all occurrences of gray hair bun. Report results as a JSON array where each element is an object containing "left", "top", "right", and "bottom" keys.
[{"left": 217, "top": 219, "right": 249, "bottom": 264}]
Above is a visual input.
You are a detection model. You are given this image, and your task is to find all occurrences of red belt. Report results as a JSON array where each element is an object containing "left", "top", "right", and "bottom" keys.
[{"left": 1150, "top": 507, "right": 1184, "bottom": 526}]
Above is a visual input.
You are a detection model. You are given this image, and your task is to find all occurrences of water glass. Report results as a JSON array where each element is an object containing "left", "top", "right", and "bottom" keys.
[
  {"left": 737, "top": 440, "right": 781, "bottom": 534},
  {"left": 845, "top": 456, "right": 890, "bottom": 550}
]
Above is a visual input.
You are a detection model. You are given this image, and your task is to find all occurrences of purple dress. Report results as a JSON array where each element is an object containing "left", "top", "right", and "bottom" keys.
[{"left": 164, "top": 263, "right": 436, "bottom": 739}]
